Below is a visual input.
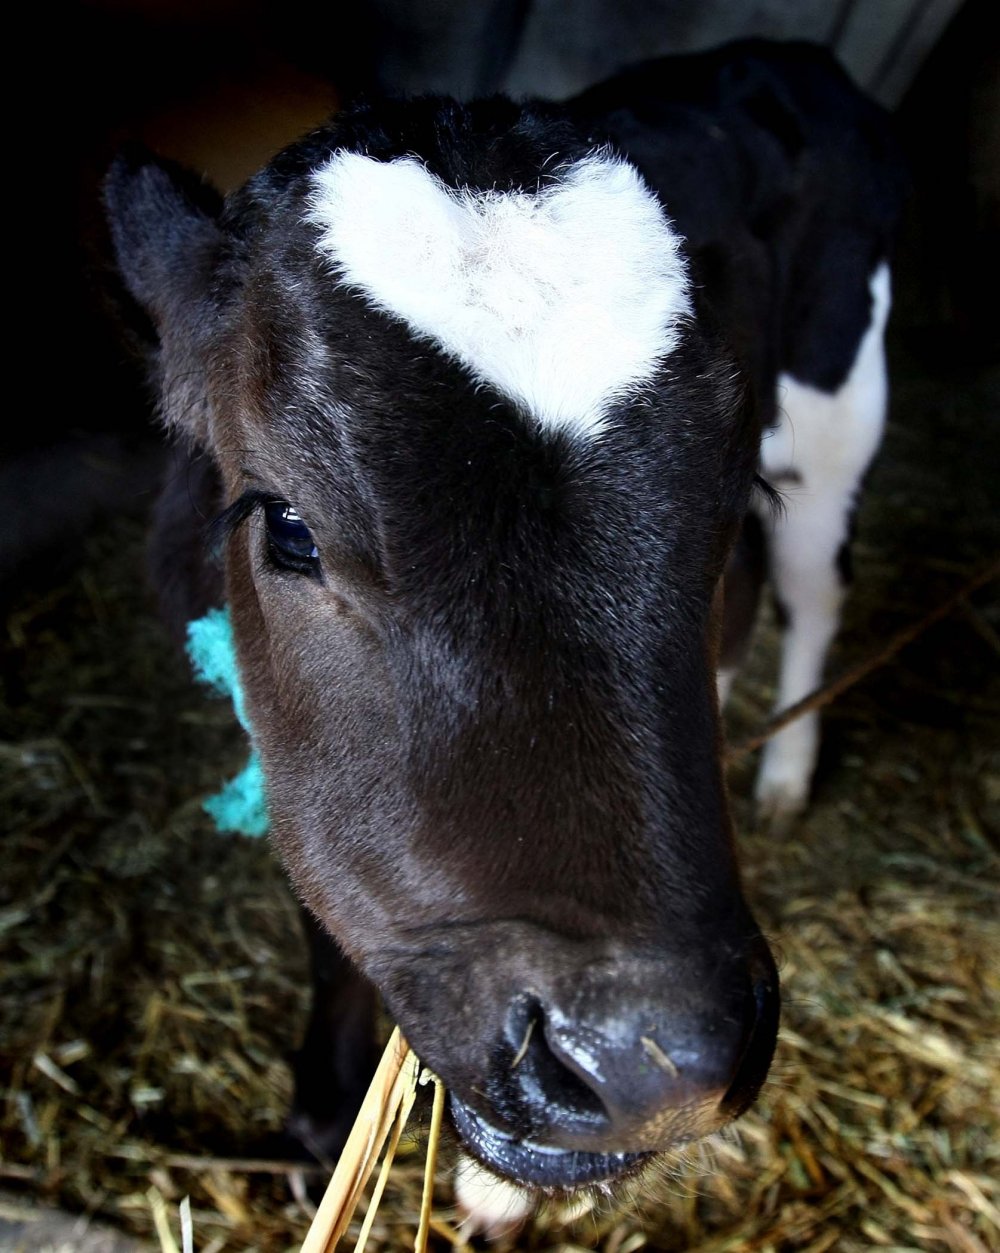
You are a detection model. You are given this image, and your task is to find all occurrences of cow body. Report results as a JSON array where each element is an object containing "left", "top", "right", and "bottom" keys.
[{"left": 106, "top": 41, "right": 904, "bottom": 1195}]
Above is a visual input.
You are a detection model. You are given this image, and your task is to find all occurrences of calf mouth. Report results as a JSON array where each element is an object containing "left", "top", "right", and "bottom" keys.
[{"left": 449, "top": 1097, "right": 651, "bottom": 1189}]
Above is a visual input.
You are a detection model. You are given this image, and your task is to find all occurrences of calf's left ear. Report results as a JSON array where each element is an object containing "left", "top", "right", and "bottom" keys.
[{"left": 104, "top": 147, "right": 228, "bottom": 443}]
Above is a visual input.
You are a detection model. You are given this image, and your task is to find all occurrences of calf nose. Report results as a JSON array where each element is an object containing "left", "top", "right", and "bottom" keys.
[{"left": 485, "top": 963, "right": 777, "bottom": 1153}]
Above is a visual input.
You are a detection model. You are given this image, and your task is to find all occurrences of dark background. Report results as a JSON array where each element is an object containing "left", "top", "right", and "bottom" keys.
[
  {"left": 6, "top": 0, "right": 999, "bottom": 569},
  {"left": 2, "top": 0, "right": 996, "bottom": 589}
]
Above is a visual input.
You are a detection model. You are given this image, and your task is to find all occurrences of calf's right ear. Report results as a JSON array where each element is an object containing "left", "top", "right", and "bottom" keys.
[
  {"left": 104, "top": 146, "right": 225, "bottom": 322},
  {"left": 104, "top": 148, "right": 228, "bottom": 444}
]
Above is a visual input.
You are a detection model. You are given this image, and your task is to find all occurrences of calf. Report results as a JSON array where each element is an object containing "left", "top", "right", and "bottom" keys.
[{"left": 105, "top": 40, "right": 904, "bottom": 1196}]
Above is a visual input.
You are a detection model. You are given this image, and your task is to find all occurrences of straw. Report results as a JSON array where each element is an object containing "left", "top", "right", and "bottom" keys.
[{"left": 299, "top": 1029, "right": 416, "bottom": 1253}]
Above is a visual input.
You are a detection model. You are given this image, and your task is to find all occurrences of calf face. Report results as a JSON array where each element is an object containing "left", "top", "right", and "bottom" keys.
[{"left": 106, "top": 97, "right": 778, "bottom": 1188}]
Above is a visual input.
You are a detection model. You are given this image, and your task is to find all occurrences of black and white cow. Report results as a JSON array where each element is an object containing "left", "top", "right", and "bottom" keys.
[
  {"left": 570, "top": 44, "right": 904, "bottom": 823},
  {"left": 105, "top": 38, "right": 905, "bottom": 1216}
]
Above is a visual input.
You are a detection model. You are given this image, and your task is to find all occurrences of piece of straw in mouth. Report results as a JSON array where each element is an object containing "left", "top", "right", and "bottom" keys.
[
  {"left": 354, "top": 1062, "right": 420, "bottom": 1253},
  {"left": 414, "top": 1075, "right": 447, "bottom": 1253},
  {"left": 300, "top": 1026, "right": 418, "bottom": 1253}
]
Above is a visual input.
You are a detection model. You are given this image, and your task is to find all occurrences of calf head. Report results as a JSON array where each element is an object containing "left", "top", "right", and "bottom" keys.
[{"left": 106, "top": 96, "right": 778, "bottom": 1189}]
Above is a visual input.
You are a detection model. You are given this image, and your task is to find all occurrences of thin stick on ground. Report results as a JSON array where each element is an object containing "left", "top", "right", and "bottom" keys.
[
  {"left": 728, "top": 557, "right": 1000, "bottom": 760},
  {"left": 155, "top": 1154, "right": 328, "bottom": 1176}
]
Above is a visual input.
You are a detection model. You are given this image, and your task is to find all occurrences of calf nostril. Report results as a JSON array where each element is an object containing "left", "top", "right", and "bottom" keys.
[
  {"left": 497, "top": 997, "right": 609, "bottom": 1133},
  {"left": 509, "top": 1010, "right": 538, "bottom": 1069},
  {"left": 720, "top": 973, "right": 780, "bottom": 1117}
]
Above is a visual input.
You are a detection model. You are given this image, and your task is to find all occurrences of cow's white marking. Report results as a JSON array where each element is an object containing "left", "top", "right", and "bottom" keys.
[
  {"left": 754, "top": 263, "right": 891, "bottom": 823},
  {"left": 454, "top": 1153, "right": 533, "bottom": 1238},
  {"left": 716, "top": 666, "right": 736, "bottom": 708},
  {"left": 307, "top": 151, "right": 691, "bottom": 438}
]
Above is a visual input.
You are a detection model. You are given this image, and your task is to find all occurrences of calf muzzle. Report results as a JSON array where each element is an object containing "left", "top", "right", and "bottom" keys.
[{"left": 383, "top": 932, "right": 779, "bottom": 1189}]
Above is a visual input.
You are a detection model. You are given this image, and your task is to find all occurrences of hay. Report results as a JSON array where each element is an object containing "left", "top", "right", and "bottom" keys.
[
  {"left": 297, "top": 1030, "right": 428, "bottom": 1253},
  {"left": 2, "top": 353, "right": 998, "bottom": 1251}
]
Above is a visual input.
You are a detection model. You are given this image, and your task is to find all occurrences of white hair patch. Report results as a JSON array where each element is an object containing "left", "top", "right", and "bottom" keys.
[
  {"left": 307, "top": 150, "right": 691, "bottom": 437},
  {"left": 453, "top": 1153, "right": 534, "bottom": 1238}
]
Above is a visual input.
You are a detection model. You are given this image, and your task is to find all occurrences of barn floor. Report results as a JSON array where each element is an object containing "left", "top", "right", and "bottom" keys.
[{"left": 1, "top": 322, "right": 998, "bottom": 1252}]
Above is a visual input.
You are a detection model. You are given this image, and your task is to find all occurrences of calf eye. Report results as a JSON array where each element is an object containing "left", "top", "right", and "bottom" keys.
[{"left": 264, "top": 501, "right": 320, "bottom": 575}]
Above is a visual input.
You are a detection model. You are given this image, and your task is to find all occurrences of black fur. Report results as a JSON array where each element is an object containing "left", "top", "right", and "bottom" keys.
[{"left": 574, "top": 40, "right": 907, "bottom": 411}]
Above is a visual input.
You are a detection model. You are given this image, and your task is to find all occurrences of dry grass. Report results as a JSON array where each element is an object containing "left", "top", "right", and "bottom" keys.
[{"left": 1, "top": 355, "right": 998, "bottom": 1251}]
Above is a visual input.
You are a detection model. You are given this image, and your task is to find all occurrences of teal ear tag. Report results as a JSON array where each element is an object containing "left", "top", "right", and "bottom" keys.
[{"left": 185, "top": 607, "right": 269, "bottom": 837}]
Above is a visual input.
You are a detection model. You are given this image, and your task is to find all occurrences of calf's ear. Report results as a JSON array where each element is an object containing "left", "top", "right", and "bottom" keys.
[
  {"left": 104, "top": 148, "right": 228, "bottom": 444},
  {"left": 104, "top": 146, "right": 224, "bottom": 318}
]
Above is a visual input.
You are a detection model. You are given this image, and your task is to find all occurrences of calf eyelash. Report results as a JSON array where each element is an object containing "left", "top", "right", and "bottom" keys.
[{"left": 208, "top": 489, "right": 272, "bottom": 552}]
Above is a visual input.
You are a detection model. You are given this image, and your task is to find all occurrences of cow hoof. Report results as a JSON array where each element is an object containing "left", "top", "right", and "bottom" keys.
[
  {"left": 754, "top": 778, "right": 808, "bottom": 833},
  {"left": 454, "top": 1154, "right": 534, "bottom": 1240},
  {"left": 755, "top": 728, "right": 816, "bottom": 832}
]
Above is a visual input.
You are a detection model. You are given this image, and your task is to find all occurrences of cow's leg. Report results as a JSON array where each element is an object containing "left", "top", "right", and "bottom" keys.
[
  {"left": 285, "top": 908, "right": 380, "bottom": 1162},
  {"left": 755, "top": 264, "right": 891, "bottom": 827}
]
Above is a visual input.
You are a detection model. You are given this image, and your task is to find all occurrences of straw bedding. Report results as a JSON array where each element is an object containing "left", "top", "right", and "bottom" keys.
[{"left": 1, "top": 354, "right": 997, "bottom": 1250}]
